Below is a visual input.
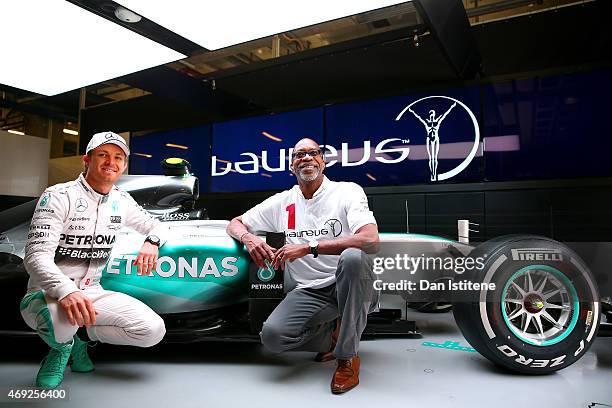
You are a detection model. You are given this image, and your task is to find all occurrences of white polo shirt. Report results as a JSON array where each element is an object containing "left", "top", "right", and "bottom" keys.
[{"left": 242, "top": 176, "right": 377, "bottom": 289}]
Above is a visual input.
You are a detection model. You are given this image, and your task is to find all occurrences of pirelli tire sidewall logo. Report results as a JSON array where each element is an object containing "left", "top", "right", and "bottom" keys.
[{"left": 511, "top": 248, "right": 564, "bottom": 262}]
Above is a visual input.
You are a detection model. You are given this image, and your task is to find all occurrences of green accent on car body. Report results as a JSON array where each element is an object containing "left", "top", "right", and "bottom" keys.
[
  {"left": 501, "top": 265, "right": 579, "bottom": 347},
  {"left": 380, "top": 232, "right": 454, "bottom": 242},
  {"left": 101, "top": 240, "right": 250, "bottom": 313}
]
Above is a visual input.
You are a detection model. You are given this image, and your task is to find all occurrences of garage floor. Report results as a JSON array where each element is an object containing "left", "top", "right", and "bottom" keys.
[{"left": 1, "top": 310, "right": 611, "bottom": 408}]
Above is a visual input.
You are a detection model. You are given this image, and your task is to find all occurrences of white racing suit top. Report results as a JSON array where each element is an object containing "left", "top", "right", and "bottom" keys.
[{"left": 24, "top": 173, "right": 167, "bottom": 300}]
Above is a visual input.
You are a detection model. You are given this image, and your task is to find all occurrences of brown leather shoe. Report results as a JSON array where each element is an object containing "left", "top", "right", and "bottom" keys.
[
  {"left": 315, "top": 318, "right": 340, "bottom": 362},
  {"left": 331, "top": 356, "right": 360, "bottom": 394}
]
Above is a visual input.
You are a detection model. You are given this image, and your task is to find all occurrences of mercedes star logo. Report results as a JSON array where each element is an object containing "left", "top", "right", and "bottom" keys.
[{"left": 75, "top": 198, "right": 88, "bottom": 213}]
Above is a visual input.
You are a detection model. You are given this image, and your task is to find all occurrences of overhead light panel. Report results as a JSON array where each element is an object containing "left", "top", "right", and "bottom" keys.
[
  {"left": 165, "top": 143, "right": 189, "bottom": 150},
  {"left": 63, "top": 129, "right": 79, "bottom": 136},
  {"left": 261, "top": 131, "right": 283, "bottom": 142},
  {"left": 117, "top": 0, "right": 408, "bottom": 50},
  {"left": 0, "top": 0, "right": 185, "bottom": 96},
  {"left": 7, "top": 130, "right": 25, "bottom": 135}
]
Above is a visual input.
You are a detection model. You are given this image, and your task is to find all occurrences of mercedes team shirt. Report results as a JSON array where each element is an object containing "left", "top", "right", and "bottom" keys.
[{"left": 242, "top": 176, "right": 377, "bottom": 289}]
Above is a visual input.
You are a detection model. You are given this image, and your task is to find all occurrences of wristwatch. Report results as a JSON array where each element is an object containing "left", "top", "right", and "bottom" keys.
[
  {"left": 309, "top": 240, "right": 319, "bottom": 258},
  {"left": 145, "top": 235, "right": 161, "bottom": 246}
]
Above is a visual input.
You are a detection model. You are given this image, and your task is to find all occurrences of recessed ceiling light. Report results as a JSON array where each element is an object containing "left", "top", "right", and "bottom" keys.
[
  {"left": 117, "top": 1, "right": 408, "bottom": 50},
  {"left": 0, "top": 0, "right": 185, "bottom": 96},
  {"left": 7, "top": 130, "right": 25, "bottom": 135},
  {"left": 63, "top": 129, "right": 79, "bottom": 136},
  {"left": 114, "top": 6, "right": 142, "bottom": 23}
]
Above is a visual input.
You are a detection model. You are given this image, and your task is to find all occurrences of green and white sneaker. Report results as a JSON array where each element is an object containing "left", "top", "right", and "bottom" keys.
[
  {"left": 70, "top": 336, "right": 94, "bottom": 373},
  {"left": 36, "top": 343, "right": 72, "bottom": 389}
]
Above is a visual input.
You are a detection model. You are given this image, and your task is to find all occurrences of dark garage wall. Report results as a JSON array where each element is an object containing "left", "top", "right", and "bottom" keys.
[{"left": 200, "top": 178, "right": 612, "bottom": 243}]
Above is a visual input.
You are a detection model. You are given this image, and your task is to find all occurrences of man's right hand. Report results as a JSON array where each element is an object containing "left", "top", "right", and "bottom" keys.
[
  {"left": 242, "top": 233, "right": 276, "bottom": 267},
  {"left": 59, "top": 291, "right": 97, "bottom": 327}
]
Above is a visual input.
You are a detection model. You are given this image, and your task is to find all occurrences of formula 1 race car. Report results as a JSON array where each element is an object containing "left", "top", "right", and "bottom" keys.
[{"left": 0, "top": 158, "right": 609, "bottom": 375}]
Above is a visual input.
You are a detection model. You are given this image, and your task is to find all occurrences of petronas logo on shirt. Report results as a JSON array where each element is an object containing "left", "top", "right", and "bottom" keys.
[
  {"left": 39, "top": 194, "right": 50, "bottom": 207},
  {"left": 112, "top": 201, "right": 119, "bottom": 213}
]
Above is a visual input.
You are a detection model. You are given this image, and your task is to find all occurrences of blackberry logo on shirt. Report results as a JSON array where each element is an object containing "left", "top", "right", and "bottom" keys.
[
  {"left": 110, "top": 216, "right": 121, "bottom": 223},
  {"left": 56, "top": 247, "right": 111, "bottom": 259},
  {"left": 324, "top": 219, "right": 342, "bottom": 237}
]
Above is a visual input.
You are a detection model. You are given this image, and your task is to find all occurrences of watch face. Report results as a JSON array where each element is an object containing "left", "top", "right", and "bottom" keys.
[
  {"left": 309, "top": 240, "right": 318, "bottom": 248},
  {"left": 148, "top": 235, "right": 160, "bottom": 244}
]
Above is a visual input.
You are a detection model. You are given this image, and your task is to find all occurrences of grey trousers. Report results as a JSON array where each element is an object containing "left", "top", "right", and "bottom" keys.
[{"left": 260, "top": 248, "right": 378, "bottom": 360}]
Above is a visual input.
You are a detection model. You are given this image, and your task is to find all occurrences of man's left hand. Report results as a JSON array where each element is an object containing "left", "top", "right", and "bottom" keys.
[
  {"left": 134, "top": 241, "right": 159, "bottom": 275},
  {"left": 272, "top": 243, "right": 309, "bottom": 270}
]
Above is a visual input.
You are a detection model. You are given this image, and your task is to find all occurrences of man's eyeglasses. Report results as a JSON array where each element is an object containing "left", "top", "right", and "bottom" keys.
[{"left": 291, "top": 149, "right": 322, "bottom": 160}]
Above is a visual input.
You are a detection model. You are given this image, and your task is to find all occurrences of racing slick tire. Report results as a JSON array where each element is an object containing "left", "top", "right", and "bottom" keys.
[{"left": 452, "top": 235, "right": 600, "bottom": 374}]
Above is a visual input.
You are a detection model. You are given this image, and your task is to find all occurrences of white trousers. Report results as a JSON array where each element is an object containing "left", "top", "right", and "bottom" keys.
[{"left": 21, "top": 285, "right": 166, "bottom": 348}]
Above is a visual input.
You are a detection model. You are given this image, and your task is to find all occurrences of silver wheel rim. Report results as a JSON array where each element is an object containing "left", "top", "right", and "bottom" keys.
[{"left": 502, "top": 267, "right": 576, "bottom": 345}]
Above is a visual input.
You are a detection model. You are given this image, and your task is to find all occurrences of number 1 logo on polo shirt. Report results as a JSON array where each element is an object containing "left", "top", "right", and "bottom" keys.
[{"left": 286, "top": 203, "right": 296, "bottom": 230}]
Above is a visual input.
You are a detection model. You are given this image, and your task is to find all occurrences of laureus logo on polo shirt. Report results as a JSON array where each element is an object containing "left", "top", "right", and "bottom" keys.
[{"left": 285, "top": 218, "right": 342, "bottom": 238}]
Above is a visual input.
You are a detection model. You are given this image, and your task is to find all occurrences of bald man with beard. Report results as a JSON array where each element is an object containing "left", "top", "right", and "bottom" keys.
[{"left": 227, "top": 138, "right": 379, "bottom": 394}]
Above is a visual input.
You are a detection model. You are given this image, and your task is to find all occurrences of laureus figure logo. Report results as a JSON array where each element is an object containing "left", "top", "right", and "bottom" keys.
[
  {"left": 324, "top": 219, "right": 343, "bottom": 238},
  {"left": 396, "top": 95, "right": 480, "bottom": 182},
  {"left": 408, "top": 103, "right": 456, "bottom": 181}
]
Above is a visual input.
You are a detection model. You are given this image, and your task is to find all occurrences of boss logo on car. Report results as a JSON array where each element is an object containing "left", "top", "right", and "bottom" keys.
[
  {"left": 511, "top": 248, "right": 563, "bottom": 262},
  {"left": 497, "top": 344, "right": 566, "bottom": 368},
  {"left": 161, "top": 212, "right": 190, "bottom": 221},
  {"left": 106, "top": 255, "right": 238, "bottom": 278}
]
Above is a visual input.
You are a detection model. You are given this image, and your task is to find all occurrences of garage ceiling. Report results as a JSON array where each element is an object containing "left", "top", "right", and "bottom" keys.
[{"left": 1, "top": 0, "right": 610, "bottom": 148}]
